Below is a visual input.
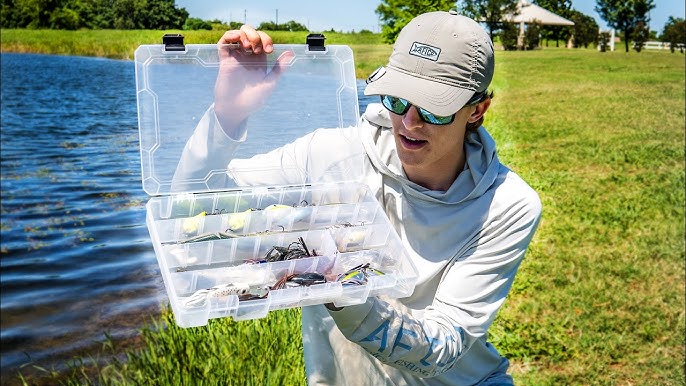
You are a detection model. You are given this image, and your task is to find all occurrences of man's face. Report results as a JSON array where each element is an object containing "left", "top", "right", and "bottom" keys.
[{"left": 389, "top": 103, "right": 474, "bottom": 187}]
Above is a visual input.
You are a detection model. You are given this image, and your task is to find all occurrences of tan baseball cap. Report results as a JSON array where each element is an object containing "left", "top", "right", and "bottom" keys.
[{"left": 364, "top": 11, "right": 494, "bottom": 116}]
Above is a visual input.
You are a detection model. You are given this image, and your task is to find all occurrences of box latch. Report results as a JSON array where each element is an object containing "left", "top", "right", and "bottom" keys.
[
  {"left": 306, "top": 34, "right": 326, "bottom": 51},
  {"left": 163, "top": 34, "right": 185, "bottom": 51}
]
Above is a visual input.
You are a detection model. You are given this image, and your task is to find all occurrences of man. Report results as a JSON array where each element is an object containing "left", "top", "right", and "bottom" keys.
[{"left": 179, "top": 11, "right": 541, "bottom": 385}]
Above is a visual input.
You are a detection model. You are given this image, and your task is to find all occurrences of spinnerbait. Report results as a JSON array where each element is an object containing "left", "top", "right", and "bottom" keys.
[
  {"left": 271, "top": 272, "right": 327, "bottom": 290},
  {"left": 184, "top": 283, "right": 270, "bottom": 308},
  {"left": 263, "top": 237, "right": 314, "bottom": 262}
]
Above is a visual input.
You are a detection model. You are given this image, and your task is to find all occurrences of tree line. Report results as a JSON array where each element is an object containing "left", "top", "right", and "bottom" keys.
[
  {"left": 1, "top": 0, "right": 188, "bottom": 29},
  {"left": 0, "top": 0, "right": 315, "bottom": 32},
  {"left": 376, "top": 0, "right": 684, "bottom": 53},
  {"left": 2, "top": 0, "right": 683, "bottom": 53}
]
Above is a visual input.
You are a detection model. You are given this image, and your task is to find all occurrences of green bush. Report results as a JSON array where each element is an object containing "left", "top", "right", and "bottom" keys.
[
  {"left": 500, "top": 23, "right": 519, "bottom": 50},
  {"left": 184, "top": 17, "right": 212, "bottom": 31}
]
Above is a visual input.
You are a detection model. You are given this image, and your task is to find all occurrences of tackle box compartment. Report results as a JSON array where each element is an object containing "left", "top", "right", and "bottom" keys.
[{"left": 135, "top": 37, "right": 419, "bottom": 327}]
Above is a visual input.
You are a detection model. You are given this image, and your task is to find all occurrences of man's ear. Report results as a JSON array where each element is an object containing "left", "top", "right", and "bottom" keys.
[{"left": 467, "top": 99, "right": 491, "bottom": 123}]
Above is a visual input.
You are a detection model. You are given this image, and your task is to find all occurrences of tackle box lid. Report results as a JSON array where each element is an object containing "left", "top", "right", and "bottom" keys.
[{"left": 134, "top": 35, "right": 360, "bottom": 196}]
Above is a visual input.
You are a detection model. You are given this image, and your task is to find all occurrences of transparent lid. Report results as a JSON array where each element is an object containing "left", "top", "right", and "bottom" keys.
[{"left": 135, "top": 41, "right": 359, "bottom": 196}]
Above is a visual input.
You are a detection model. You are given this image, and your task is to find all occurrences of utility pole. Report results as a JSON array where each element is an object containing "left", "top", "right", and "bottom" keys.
[
  {"left": 276, "top": 9, "right": 279, "bottom": 28},
  {"left": 244, "top": 9, "right": 247, "bottom": 25}
]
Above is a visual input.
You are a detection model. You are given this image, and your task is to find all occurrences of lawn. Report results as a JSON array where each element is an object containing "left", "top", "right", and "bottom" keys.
[
  {"left": 3, "top": 30, "right": 684, "bottom": 385},
  {"left": 485, "top": 48, "right": 685, "bottom": 385}
]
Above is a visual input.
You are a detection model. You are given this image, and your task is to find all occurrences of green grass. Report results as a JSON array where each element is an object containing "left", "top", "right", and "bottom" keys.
[
  {"left": 19, "top": 308, "right": 306, "bottom": 386},
  {"left": 4, "top": 31, "right": 684, "bottom": 385},
  {"left": 104, "top": 308, "right": 305, "bottom": 386},
  {"left": 0, "top": 29, "right": 389, "bottom": 78},
  {"left": 485, "top": 48, "right": 685, "bottom": 384}
]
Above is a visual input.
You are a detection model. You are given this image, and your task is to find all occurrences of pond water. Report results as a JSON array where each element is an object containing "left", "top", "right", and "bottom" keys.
[{"left": 0, "top": 52, "right": 377, "bottom": 381}]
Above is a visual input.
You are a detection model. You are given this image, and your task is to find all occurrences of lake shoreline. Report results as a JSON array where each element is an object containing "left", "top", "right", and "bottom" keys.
[{"left": 0, "top": 28, "right": 391, "bottom": 78}]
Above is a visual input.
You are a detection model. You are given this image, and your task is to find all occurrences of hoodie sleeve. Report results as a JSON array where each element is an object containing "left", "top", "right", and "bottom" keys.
[
  {"left": 329, "top": 179, "right": 542, "bottom": 377},
  {"left": 173, "top": 107, "right": 366, "bottom": 189},
  {"left": 171, "top": 105, "right": 246, "bottom": 191}
]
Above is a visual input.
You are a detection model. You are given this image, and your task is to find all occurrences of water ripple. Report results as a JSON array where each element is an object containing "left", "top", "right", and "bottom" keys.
[{"left": 0, "top": 52, "right": 378, "bottom": 380}]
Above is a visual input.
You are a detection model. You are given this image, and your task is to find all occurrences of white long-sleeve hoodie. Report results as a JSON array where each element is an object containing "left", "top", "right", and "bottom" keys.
[{"left": 175, "top": 103, "right": 542, "bottom": 385}]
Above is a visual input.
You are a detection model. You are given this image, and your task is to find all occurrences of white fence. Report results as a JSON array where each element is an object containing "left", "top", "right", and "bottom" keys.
[{"left": 636, "top": 41, "right": 685, "bottom": 50}]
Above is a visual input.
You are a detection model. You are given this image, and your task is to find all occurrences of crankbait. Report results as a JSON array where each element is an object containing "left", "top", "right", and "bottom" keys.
[
  {"left": 336, "top": 263, "right": 385, "bottom": 286},
  {"left": 182, "top": 211, "right": 206, "bottom": 234},
  {"left": 184, "top": 283, "right": 270, "bottom": 308}
]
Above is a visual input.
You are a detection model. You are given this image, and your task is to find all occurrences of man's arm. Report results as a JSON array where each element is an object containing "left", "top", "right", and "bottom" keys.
[{"left": 329, "top": 185, "right": 542, "bottom": 377}]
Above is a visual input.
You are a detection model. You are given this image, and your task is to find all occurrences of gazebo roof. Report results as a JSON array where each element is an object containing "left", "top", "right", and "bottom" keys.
[{"left": 504, "top": 0, "right": 574, "bottom": 26}]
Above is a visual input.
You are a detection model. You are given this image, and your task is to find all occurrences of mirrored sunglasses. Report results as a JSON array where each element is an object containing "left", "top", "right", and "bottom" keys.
[{"left": 380, "top": 95, "right": 455, "bottom": 125}]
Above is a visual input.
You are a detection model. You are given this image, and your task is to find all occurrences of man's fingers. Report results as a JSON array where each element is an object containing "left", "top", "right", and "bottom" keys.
[
  {"left": 240, "top": 25, "right": 264, "bottom": 54},
  {"left": 261, "top": 50, "right": 295, "bottom": 97},
  {"left": 217, "top": 30, "right": 242, "bottom": 45},
  {"left": 270, "top": 50, "right": 295, "bottom": 78},
  {"left": 257, "top": 31, "right": 274, "bottom": 54}
]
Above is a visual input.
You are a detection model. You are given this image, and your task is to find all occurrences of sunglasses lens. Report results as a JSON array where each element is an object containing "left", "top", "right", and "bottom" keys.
[
  {"left": 418, "top": 108, "right": 454, "bottom": 125},
  {"left": 381, "top": 95, "right": 454, "bottom": 125},
  {"left": 381, "top": 95, "right": 410, "bottom": 115}
]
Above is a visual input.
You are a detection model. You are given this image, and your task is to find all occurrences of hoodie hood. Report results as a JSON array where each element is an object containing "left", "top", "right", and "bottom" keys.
[{"left": 360, "top": 103, "right": 500, "bottom": 205}]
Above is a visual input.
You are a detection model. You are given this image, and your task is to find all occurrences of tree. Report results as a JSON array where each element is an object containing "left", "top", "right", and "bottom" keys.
[
  {"left": 595, "top": 0, "right": 655, "bottom": 52},
  {"left": 142, "top": 0, "right": 188, "bottom": 29},
  {"left": 5, "top": 0, "right": 60, "bottom": 28},
  {"left": 661, "top": 16, "right": 685, "bottom": 53},
  {"left": 0, "top": 0, "right": 188, "bottom": 29},
  {"left": 632, "top": 20, "right": 649, "bottom": 51},
  {"left": 257, "top": 20, "right": 308, "bottom": 32},
  {"left": 49, "top": 6, "right": 80, "bottom": 29},
  {"left": 535, "top": 0, "right": 572, "bottom": 47},
  {"left": 459, "top": 0, "right": 519, "bottom": 41},
  {"left": 499, "top": 20, "right": 519, "bottom": 50},
  {"left": 227, "top": 21, "right": 243, "bottom": 30},
  {"left": 184, "top": 17, "right": 212, "bottom": 31},
  {"left": 283, "top": 20, "right": 308, "bottom": 31},
  {"left": 524, "top": 19, "right": 541, "bottom": 49},
  {"left": 568, "top": 9, "right": 599, "bottom": 48},
  {"left": 376, "top": 0, "right": 456, "bottom": 44}
]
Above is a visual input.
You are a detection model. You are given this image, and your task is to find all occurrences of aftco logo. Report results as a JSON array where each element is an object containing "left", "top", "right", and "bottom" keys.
[{"left": 409, "top": 42, "right": 441, "bottom": 61}]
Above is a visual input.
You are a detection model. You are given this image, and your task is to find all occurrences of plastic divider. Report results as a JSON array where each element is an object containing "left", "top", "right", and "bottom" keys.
[{"left": 146, "top": 182, "right": 419, "bottom": 326}]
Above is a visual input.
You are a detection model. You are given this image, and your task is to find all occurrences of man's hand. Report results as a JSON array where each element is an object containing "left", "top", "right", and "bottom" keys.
[{"left": 214, "top": 25, "right": 294, "bottom": 137}]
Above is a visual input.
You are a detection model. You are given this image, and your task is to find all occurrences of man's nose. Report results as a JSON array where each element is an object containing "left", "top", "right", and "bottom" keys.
[{"left": 402, "top": 106, "right": 423, "bottom": 129}]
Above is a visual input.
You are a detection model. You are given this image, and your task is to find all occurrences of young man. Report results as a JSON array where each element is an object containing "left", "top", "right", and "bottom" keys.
[{"left": 178, "top": 11, "right": 541, "bottom": 385}]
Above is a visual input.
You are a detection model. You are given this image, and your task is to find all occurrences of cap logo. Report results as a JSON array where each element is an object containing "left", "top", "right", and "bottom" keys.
[{"left": 409, "top": 42, "right": 440, "bottom": 61}]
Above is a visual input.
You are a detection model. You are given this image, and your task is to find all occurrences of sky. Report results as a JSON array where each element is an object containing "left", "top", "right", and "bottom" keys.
[{"left": 176, "top": 0, "right": 684, "bottom": 34}]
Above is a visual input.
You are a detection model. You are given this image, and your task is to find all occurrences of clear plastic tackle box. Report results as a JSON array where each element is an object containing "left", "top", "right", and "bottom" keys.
[{"left": 135, "top": 35, "right": 418, "bottom": 327}]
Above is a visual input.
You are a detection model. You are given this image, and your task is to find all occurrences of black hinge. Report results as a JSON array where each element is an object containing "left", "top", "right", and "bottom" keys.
[
  {"left": 306, "top": 33, "right": 326, "bottom": 51},
  {"left": 163, "top": 34, "right": 185, "bottom": 51}
]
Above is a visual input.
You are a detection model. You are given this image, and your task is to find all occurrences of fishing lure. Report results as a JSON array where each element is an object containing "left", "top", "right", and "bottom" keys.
[
  {"left": 271, "top": 272, "right": 327, "bottom": 290},
  {"left": 336, "top": 263, "right": 385, "bottom": 286},
  {"left": 263, "top": 237, "right": 314, "bottom": 262},
  {"left": 171, "top": 230, "right": 242, "bottom": 244},
  {"left": 182, "top": 211, "right": 206, "bottom": 234},
  {"left": 227, "top": 204, "right": 295, "bottom": 230},
  {"left": 184, "top": 283, "right": 270, "bottom": 308}
]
